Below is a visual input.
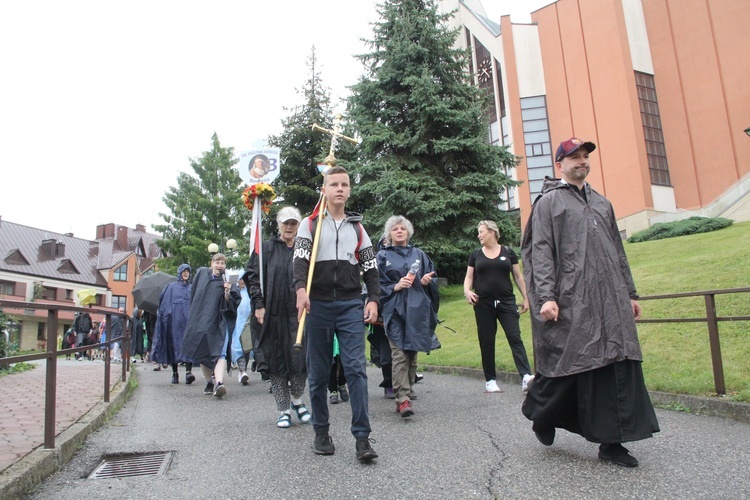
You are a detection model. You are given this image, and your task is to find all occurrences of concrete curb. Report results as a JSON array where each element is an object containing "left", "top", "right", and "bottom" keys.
[
  {"left": 420, "top": 364, "right": 750, "bottom": 424},
  {"left": 0, "top": 370, "right": 137, "bottom": 499}
]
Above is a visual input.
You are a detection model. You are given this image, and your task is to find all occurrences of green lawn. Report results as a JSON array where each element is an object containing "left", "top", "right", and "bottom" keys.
[{"left": 424, "top": 221, "right": 750, "bottom": 402}]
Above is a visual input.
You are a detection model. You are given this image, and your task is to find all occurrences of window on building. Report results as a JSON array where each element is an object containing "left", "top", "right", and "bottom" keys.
[
  {"left": 0, "top": 281, "right": 14, "bottom": 295},
  {"left": 114, "top": 263, "right": 128, "bottom": 281},
  {"left": 65, "top": 289, "right": 73, "bottom": 300},
  {"left": 37, "top": 322, "right": 46, "bottom": 341},
  {"left": 521, "top": 96, "right": 553, "bottom": 201},
  {"left": 635, "top": 71, "right": 671, "bottom": 186},
  {"left": 41, "top": 286, "right": 57, "bottom": 300},
  {"left": 112, "top": 295, "right": 127, "bottom": 311}
]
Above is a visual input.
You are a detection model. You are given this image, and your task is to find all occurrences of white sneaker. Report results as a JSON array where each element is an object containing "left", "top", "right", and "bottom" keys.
[
  {"left": 485, "top": 380, "right": 501, "bottom": 393},
  {"left": 522, "top": 374, "right": 535, "bottom": 393}
]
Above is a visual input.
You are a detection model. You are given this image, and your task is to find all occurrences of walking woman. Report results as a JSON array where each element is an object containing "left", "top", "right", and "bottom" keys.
[
  {"left": 151, "top": 264, "right": 195, "bottom": 384},
  {"left": 244, "top": 206, "right": 311, "bottom": 428},
  {"left": 182, "top": 253, "right": 241, "bottom": 398},
  {"left": 377, "top": 215, "right": 438, "bottom": 418},
  {"left": 463, "top": 220, "right": 534, "bottom": 393}
]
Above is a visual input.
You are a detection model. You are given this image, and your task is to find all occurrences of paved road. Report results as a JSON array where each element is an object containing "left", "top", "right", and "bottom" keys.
[{"left": 23, "top": 362, "right": 750, "bottom": 499}]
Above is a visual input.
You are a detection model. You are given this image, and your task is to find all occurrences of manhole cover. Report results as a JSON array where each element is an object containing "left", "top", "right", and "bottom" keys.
[{"left": 89, "top": 451, "right": 174, "bottom": 479}]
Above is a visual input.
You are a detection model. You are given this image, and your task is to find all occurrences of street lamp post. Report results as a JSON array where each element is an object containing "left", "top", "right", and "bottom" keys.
[{"left": 207, "top": 238, "right": 237, "bottom": 255}]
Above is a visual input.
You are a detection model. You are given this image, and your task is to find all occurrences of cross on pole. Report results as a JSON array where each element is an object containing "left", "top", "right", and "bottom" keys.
[{"left": 311, "top": 114, "right": 360, "bottom": 168}]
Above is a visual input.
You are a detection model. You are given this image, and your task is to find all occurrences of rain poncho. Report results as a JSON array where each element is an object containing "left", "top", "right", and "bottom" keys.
[
  {"left": 230, "top": 286, "right": 252, "bottom": 364},
  {"left": 182, "top": 267, "right": 241, "bottom": 370},
  {"left": 151, "top": 264, "right": 192, "bottom": 365},
  {"left": 377, "top": 242, "right": 438, "bottom": 353},
  {"left": 522, "top": 177, "right": 642, "bottom": 377},
  {"left": 245, "top": 234, "right": 303, "bottom": 378}
]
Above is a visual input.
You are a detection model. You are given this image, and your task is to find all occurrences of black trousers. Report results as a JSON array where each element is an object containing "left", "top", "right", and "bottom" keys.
[
  {"left": 473, "top": 299, "right": 531, "bottom": 381},
  {"left": 522, "top": 360, "right": 660, "bottom": 444}
]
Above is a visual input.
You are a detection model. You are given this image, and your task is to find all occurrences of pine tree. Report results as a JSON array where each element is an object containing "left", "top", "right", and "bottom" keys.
[
  {"left": 347, "top": 0, "right": 520, "bottom": 282},
  {"left": 153, "top": 133, "right": 250, "bottom": 273}
]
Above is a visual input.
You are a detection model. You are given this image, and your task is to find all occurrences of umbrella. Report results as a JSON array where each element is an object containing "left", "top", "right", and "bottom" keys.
[
  {"left": 77, "top": 288, "right": 98, "bottom": 306},
  {"left": 132, "top": 272, "right": 175, "bottom": 314}
]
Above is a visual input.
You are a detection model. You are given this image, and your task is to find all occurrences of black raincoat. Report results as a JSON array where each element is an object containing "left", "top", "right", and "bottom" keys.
[
  {"left": 522, "top": 177, "right": 642, "bottom": 377},
  {"left": 181, "top": 267, "right": 240, "bottom": 370},
  {"left": 244, "top": 235, "right": 303, "bottom": 378}
]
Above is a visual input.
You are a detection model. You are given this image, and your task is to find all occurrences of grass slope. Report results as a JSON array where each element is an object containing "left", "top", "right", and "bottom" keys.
[{"left": 426, "top": 221, "right": 750, "bottom": 401}]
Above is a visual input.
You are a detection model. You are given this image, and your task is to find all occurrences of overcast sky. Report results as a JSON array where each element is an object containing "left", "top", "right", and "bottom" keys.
[{"left": 0, "top": 0, "right": 547, "bottom": 240}]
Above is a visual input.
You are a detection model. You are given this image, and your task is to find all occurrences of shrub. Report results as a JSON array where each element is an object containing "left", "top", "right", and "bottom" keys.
[{"left": 628, "top": 216, "right": 733, "bottom": 243}]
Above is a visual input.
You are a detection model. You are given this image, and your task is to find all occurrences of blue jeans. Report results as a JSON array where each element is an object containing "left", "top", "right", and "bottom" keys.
[{"left": 305, "top": 299, "right": 371, "bottom": 438}]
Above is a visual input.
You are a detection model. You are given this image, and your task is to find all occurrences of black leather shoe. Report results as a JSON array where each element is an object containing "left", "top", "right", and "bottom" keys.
[
  {"left": 598, "top": 443, "right": 639, "bottom": 467},
  {"left": 534, "top": 427, "right": 555, "bottom": 446}
]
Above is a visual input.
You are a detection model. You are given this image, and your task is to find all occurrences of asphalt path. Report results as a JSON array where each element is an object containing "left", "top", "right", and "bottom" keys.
[{"left": 27, "top": 363, "right": 750, "bottom": 499}]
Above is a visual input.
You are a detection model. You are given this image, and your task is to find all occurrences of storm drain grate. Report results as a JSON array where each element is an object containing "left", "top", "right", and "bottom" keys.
[{"left": 89, "top": 451, "right": 174, "bottom": 479}]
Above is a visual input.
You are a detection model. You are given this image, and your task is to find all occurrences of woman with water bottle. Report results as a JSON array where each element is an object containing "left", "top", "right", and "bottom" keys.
[{"left": 376, "top": 215, "right": 439, "bottom": 419}]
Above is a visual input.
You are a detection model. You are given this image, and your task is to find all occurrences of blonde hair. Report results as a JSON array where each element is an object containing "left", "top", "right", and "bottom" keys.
[
  {"left": 211, "top": 253, "right": 227, "bottom": 263},
  {"left": 478, "top": 220, "right": 500, "bottom": 242}
]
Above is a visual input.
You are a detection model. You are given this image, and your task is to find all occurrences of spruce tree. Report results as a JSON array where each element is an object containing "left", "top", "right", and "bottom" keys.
[
  {"left": 153, "top": 133, "right": 250, "bottom": 272},
  {"left": 347, "top": 0, "right": 519, "bottom": 282}
]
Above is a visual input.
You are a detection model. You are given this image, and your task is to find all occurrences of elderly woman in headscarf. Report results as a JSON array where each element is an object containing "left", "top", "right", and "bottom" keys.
[
  {"left": 152, "top": 263, "right": 195, "bottom": 384},
  {"left": 376, "top": 215, "right": 438, "bottom": 419},
  {"left": 244, "top": 206, "right": 311, "bottom": 428}
]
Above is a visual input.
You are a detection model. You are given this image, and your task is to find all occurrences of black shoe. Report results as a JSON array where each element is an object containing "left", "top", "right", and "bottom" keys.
[
  {"left": 171, "top": 373, "right": 179, "bottom": 384},
  {"left": 415, "top": 373, "right": 424, "bottom": 383},
  {"left": 213, "top": 382, "right": 226, "bottom": 398},
  {"left": 250, "top": 359, "right": 257, "bottom": 372},
  {"left": 534, "top": 426, "right": 555, "bottom": 446},
  {"left": 355, "top": 437, "right": 378, "bottom": 462},
  {"left": 338, "top": 385, "right": 349, "bottom": 402},
  {"left": 313, "top": 433, "right": 335, "bottom": 455},
  {"left": 185, "top": 372, "right": 196, "bottom": 385},
  {"left": 598, "top": 443, "right": 639, "bottom": 467},
  {"left": 203, "top": 382, "right": 215, "bottom": 395}
]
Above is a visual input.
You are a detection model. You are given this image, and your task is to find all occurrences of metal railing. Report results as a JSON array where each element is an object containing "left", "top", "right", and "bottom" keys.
[
  {"left": 637, "top": 287, "right": 750, "bottom": 395},
  {"left": 0, "top": 299, "right": 131, "bottom": 449}
]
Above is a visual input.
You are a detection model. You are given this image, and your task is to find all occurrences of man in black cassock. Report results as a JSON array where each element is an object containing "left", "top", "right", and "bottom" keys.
[{"left": 521, "top": 137, "right": 659, "bottom": 467}]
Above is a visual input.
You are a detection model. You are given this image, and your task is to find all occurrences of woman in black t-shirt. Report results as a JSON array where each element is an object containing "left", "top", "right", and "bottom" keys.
[{"left": 463, "top": 220, "right": 534, "bottom": 394}]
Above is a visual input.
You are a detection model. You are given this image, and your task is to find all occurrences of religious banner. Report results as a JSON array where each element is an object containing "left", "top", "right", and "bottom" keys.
[{"left": 238, "top": 148, "right": 281, "bottom": 185}]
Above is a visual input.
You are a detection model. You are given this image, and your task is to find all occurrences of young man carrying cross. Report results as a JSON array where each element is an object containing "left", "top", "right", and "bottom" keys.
[{"left": 294, "top": 165, "right": 380, "bottom": 462}]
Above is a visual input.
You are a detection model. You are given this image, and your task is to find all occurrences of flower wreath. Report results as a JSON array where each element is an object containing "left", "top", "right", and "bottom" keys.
[{"left": 242, "top": 183, "right": 276, "bottom": 214}]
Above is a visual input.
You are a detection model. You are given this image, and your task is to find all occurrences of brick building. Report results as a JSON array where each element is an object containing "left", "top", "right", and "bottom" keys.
[{"left": 0, "top": 218, "right": 163, "bottom": 351}]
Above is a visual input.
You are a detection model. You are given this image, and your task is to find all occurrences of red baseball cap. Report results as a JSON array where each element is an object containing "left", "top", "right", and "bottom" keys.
[{"left": 555, "top": 137, "right": 596, "bottom": 162}]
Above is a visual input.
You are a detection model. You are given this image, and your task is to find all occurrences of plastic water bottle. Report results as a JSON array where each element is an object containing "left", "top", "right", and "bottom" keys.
[{"left": 407, "top": 259, "right": 421, "bottom": 283}]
